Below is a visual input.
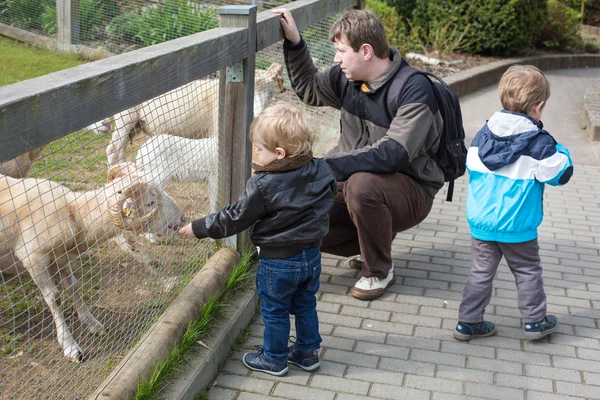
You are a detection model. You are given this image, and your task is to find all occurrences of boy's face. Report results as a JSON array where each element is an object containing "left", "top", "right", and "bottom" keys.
[
  {"left": 253, "top": 142, "right": 284, "bottom": 166},
  {"left": 333, "top": 36, "right": 365, "bottom": 81}
]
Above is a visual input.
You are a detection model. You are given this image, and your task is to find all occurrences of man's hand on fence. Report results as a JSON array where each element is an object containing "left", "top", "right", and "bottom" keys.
[
  {"left": 179, "top": 223, "right": 197, "bottom": 239},
  {"left": 272, "top": 8, "right": 301, "bottom": 46}
]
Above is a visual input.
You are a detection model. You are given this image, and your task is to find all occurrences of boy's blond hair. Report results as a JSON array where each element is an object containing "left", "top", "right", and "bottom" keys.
[
  {"left": 249, "top": 103, "right": 314, "bottom": 158},
  {"left": 498, "top": 65, "right": 550, "bottom": 115},
  {"left": 329, "top": 10, "right": 388, "bottom": 59}
]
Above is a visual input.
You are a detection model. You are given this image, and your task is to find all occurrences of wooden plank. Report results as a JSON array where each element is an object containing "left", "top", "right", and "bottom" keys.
[
  {"left": 0, "top": 28, "right": 247, "bottom": 163},
  {"left": 256, "top": 0, "right": 359, "bottom": 51},
  {"left": 217, "top": 5, "right": 257, "bottom": 251}
]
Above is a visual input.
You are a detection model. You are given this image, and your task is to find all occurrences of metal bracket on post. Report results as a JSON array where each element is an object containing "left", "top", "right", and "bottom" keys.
[{"left": 226, "top": 61, "right": 244, "bottom": 82}]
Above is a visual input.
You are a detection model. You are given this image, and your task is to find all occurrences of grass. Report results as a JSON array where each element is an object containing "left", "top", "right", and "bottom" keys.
[
  {"left": 134, "top": 251, "right": 257, "bottom": 400},
  {"left": 0, "top": 36, "right": 88, "bottom": 87}
]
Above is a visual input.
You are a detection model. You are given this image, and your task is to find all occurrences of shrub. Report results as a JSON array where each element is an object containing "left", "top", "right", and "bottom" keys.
[
  {"left": 536, "top": 0, "right": 582, "bottom": 50},
  {"left": 412, "top": 0, "right": 547, "bottom": 56},
  {"left": 107, "top": 0, "right": 218, "bottom": 47},
  {"left": 384, "top": 0, "right": 417, "bottom": 20},
  {"left": 0, "top": 0, "right": 53, "bottom": 30}
]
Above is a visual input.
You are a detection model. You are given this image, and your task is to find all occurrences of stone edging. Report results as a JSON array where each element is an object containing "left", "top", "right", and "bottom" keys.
[
  {"left": 443, "top": 53, "right": 600, "bottom": 142},
  {"left": 584, "top": 80, "right": 600, "bottom": 141}
]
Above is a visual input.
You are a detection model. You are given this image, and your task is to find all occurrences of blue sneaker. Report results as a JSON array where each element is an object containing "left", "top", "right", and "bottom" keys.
[
  {"left": 453, "top": 321, "right": 496, "bottom": 341},
  {"left": 243, "top": 347, "right": 289, "bottom": 376},
  {"left": 524, "top": 315, "right": 558, "bottom": 340},
  {"left": 288, "top": 341, "right": 320, "bottom": 372}
]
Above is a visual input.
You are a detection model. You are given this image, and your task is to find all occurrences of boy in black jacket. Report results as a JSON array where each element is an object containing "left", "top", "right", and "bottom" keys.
[{"left": 179, "top": 103, "right": 337, "bottom": 376}]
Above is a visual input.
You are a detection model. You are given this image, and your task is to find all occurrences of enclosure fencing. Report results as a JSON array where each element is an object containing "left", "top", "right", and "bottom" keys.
[{"left": 0, "top": 0, "right": 355, "bottom": 398}]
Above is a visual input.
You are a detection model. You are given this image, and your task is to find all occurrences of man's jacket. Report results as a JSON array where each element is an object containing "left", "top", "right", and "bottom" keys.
[
  {"left": 192, "top": 157, "right": 337, "bottom": 258},
  {"left": 283, "top": 39, "right": 444, "bottom": 197},
  {"left": 467, "top": 110, "right": 573, "bottom": 243}
]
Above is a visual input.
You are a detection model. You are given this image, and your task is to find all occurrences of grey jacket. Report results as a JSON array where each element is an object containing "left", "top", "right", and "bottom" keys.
[
  {"left": 191, "top": 157, "right": 337, "bottom": 259},
  {"left": 284, "top": 39, "right": 444, "bottom": 197}
]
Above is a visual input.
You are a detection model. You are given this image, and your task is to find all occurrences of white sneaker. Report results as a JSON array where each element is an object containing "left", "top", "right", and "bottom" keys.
[{"left": 351, "top": 266, "right": 396, "bottom": 300}]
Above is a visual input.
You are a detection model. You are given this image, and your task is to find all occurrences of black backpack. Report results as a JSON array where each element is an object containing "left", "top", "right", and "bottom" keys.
[{"left": 387, "top": 66, "right": 467, "bottom": 201}]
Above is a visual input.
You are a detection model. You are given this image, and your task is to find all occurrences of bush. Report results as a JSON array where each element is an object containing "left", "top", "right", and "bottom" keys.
[
  {"left": 107, "top": 0, "right": 218, "bottom": 47},
  {"left": 384, "top": 0, "right": 417, "bottom": 20},
  {"left": 365, "top": 0, "right": 404, "bottom": 50},
  {"left": 412, "top": 0, "right": 547, "bottom": 56},
  {"left": 536, "top": 0, "right": 582, "bottom": 50},
  {"left": 0, "top": 0, "right": 53, "bottom": 30}
]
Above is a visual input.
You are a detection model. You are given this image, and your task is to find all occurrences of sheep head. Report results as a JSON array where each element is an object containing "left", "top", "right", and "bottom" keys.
[
  {"left": 108, "top": 181, "right": 159, "bottom": 231},
  {"left": 107, "top": 162, "right": 186, "bottom": 238},
  {"left": 266, "top": 62, "right": 285, "bottom": 93}
]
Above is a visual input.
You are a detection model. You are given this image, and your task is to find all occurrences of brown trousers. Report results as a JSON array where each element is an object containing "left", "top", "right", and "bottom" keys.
[{"left": 322, "top": 172, "right": 433, "bottom": 279}]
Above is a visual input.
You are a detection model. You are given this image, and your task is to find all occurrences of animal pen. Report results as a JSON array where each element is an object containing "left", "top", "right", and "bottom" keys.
[{"left": 0, "top": 0, "right": 358, "bottom": 398}]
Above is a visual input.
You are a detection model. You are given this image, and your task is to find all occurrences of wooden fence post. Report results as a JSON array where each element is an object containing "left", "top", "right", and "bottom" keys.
[
  {"left": 57, "top": 0, "right": 80, "bottom": 51},
  {"left": 216, "top": 5, "right": 257, "bottom": 252}
]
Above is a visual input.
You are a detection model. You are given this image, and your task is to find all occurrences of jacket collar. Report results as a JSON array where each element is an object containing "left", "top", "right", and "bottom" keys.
[
  {"left": 252, "top": 152, "right": 313, "bottom": 173},
  {"left": 357, "top": 47, "right": 404, "bottom": 94}
]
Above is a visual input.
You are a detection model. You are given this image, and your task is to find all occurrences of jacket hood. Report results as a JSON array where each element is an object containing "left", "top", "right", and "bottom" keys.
[
  {"left": 360, "top": 47, "right": 406, "bottom": 93},
  {"left": 476, "top": 110, "right": 548, "bottom": 171}
]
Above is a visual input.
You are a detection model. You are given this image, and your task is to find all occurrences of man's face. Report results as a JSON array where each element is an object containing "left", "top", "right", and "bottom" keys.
[{"left": 333, "top": 36, "right": 364, "bottom": 81}]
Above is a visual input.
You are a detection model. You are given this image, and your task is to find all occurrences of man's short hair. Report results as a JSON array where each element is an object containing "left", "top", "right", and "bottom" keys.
[
  {"left": 329, "top": 10, "right": 389, "bottom": 59},
  {"left": 250, "top": 103, "right": 315, "bottom": 158},
  {"left": 498, "top": 65, "right": 551, "bottom": 114}
]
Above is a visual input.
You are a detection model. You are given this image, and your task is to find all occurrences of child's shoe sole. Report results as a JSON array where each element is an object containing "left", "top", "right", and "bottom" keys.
[
  {"left": 288, "top": 359, "right": 320, "bottom": 372},
  {"left": 453, "top": 327, "right": 497, "bottom": 341}
]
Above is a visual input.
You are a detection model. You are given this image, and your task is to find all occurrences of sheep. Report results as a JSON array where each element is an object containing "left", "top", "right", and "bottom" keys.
[
  {"left": 0, "top": 145, "right": 48, "bottom": 178},
  {"left": 134, "top": 135, "right": 217, "bottom": 244},
  {"left": 87, "top": 63, "right": 284, "bottom": 170},
  {"left": 0, "top": 162, "right": 186, "bottom": 362}
]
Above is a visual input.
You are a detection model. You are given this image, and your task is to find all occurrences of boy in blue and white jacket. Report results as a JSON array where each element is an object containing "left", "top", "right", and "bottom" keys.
[{"left": 454, "top": 65, "right": 573, "bottom": 341}]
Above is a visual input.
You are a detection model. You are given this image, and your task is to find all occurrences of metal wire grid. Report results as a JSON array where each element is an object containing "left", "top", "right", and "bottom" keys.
[{"left": 0, "top": 8, "right": 344, "bottom": 400}]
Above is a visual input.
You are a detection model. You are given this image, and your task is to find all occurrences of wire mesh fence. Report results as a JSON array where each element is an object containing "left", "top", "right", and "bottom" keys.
[{"left": 0, "top": 1, "right": 346, "bottom": 398}]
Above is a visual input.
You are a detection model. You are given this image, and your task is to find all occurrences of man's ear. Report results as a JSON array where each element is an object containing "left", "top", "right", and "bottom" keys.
[
  {"left": 361, "top": 43, "right": 374, "bottom": 61},
  {"left": 275, "top": 147, "right": 286, "bottom": 159}
]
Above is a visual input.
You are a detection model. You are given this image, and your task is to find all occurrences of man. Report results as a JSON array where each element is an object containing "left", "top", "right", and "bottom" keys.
[{"left": 273, "top": 8, "right": 444, "bottom": 300}]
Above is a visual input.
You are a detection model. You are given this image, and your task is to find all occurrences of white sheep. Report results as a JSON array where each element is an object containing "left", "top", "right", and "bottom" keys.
[
  {"left": 135, "top": 135, "right": 216, "bottom": 244},
  {"left": 0, "top": 162, "right": 186, "bottom": 362},
  {"left": 87, "top": 63, "right": 284, "bottom": 170}
]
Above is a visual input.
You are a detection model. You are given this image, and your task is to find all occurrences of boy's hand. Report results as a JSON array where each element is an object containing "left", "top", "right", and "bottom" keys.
[
  {"left": 179, "top": 223, "right": 197, "bottom": 238},
  {"left": 272, "top": 8, "right": 301, "bottom": 46}
]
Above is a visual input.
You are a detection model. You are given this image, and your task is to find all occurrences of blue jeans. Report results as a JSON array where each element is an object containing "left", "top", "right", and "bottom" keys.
[{"left": 256, "top": 246, "right": 322, "bottom": 365}]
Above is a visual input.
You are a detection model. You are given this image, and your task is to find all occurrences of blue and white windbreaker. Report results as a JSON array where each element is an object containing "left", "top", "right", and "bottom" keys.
[{"left": 467, "top": 110, "right": 573, "bottom": 243}]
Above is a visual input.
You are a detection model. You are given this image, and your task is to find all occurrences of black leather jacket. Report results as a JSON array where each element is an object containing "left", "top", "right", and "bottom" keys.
[{"left": 191, "top": 157, "right": 337, "bottom": 258}]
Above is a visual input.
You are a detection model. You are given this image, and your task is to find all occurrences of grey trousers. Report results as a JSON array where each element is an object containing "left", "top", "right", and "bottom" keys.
[{"left": 458, "top": 237, "right": 547, "bottom": 324}]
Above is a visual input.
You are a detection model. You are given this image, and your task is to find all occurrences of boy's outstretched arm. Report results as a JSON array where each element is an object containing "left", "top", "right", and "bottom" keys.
[
  {"left": 535, "top": 141, "right": 574, "bottom": 186},
  {"left": 179, "top": 179, "right": 266, "bottom": 239}
]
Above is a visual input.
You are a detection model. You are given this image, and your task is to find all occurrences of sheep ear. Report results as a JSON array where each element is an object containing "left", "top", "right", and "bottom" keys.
[{"left": 107, "top": 162, "right": 139, "bottom": 182}]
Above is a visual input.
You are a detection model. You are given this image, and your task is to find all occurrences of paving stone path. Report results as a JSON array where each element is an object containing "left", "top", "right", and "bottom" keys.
[{"left": 207, "top": 68, "right": 600, "bottom": 400}]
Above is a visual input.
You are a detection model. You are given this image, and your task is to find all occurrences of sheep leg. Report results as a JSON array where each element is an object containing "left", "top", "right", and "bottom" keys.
[
  {"left": 58, "top": 259, "right": 104, "bottom": 335},
  {"left": 106, "top": 108, "right": 139, "bottom": 170},
  {"left": 24, "top": 257, "right": 83, "bottom": 362}
]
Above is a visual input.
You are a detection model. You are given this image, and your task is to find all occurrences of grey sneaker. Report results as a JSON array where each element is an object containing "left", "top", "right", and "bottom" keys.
[
  {"left": 524, "top": 315, "right": 558, "bottom": 340},
  {"left": 453, "top": 321, "right": 497, "bottom": 341}
]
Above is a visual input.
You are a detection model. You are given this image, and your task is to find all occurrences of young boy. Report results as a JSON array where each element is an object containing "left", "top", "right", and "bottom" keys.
[
  {"left": 454, "top": 65, "right": 573, "bottom": 341},
  {"left": 179, "top": 103, "right": 337, "bottom": 376}
]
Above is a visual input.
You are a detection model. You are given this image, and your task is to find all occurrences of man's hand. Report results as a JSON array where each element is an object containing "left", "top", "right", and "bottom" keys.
[
  {"left": 179, "top": 223, "right": 197, "bottom": 238},
  {"left": 272, "top": 8, "right": 301, "bottom": 46}
]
